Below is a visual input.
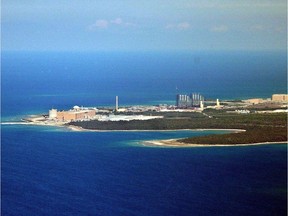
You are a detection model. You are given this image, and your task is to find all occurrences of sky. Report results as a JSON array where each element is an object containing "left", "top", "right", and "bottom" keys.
[{"left": 2, "top": 0, "right": 287, "bottom": 51}]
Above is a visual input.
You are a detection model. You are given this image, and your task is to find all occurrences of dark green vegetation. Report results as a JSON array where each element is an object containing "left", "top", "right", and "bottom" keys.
[{"left": 69, "top": 111, "right": 287, "bottom": 145}]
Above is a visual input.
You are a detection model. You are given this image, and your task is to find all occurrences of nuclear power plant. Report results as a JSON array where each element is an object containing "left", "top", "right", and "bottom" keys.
[
  {"left": 49, "top": 106, "right": 96, "bottom": 122},
  {"left": 176, "top": 93, "right": 204, "bottom": 108},
  {"left": 23, "top": 92, "right": 288, "bottom": 128}
]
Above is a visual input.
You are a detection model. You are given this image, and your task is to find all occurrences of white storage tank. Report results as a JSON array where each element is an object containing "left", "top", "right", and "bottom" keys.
[{"left": 49, "top": 109, "right": 58, "bottom": 119}]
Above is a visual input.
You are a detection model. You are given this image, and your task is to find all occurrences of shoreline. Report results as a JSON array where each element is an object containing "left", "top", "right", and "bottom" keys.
[
  {"left": 3, "top": 121, "right": 287, "bottom": 147},
  {"left": 142, "top": 139, "right": 288, "bottom": 147},
  {"left": 1, "top": 121, "right": 245, "bottom": 133},
  {"left": 66, "top": 125, "right": 246, "bottom": 133}
]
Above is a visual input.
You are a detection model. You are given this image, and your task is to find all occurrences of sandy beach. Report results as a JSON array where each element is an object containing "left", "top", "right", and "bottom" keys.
[
  {"left": 65, "top": 126, "right": 246, "bottom": 133},
  {"left": 66, "top": 126, "right": 287, "bottom": 147},
  {"left": 4, "top": 121, "right": 287, "bottom": 147},
  {"left": 142, "top": 139, "right": 288, "bottom": 147}
]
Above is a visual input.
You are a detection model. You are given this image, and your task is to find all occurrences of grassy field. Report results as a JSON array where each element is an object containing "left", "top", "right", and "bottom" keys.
[{"left": 69, "top": 111, "right": 287, "bottom": 145}]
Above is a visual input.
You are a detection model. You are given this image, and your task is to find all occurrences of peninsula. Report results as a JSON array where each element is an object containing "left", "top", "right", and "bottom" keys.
[
  {"left": 22, "top": 94, "right": 288, "bottom": 146},
  {"left": 69, "top": 110, "right": 287, "bottom": 146}
]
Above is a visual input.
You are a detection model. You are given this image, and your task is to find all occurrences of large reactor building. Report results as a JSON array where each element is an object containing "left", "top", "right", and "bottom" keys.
[
  {"left": 176, "top": 93, "right": 204, "bottom": 108},
  {"left": 49, "top": 106, "right": 96, "bottom": 122}
]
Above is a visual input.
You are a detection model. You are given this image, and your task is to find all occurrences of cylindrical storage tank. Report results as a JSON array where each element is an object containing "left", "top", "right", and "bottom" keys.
[{"left": 49, "top": 109, "right": 58, "bottom": 119}]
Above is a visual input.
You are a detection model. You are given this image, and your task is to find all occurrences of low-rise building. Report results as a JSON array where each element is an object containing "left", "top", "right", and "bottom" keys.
[
  {"left": 244, "top": 98, "right": 265, "bottom": 105},
  {"left": 272, "top": 94, "right": 288, "bottom": 103}
]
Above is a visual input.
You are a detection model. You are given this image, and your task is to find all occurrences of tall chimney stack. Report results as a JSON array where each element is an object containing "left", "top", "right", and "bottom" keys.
[{"left": 115, "top": 96, "right": 118, "bottom": 111}]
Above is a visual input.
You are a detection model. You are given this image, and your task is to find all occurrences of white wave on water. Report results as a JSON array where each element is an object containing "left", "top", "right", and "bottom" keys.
[{"left": 1, "top": 122, "right": 33, "bottom": 125}]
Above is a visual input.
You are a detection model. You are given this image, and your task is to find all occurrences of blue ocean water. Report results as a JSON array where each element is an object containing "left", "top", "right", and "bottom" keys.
[
  {"left": 1, "top": 50, "right": 287, "bottom": 119},
  {"left": 1, "top": 51, "right": 287, "bottom": 215}
]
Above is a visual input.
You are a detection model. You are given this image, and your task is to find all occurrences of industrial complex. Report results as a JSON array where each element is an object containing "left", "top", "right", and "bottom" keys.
[
  {"left": 49, "top": 106, "right": 96, "bottom": 122},
  {"left": 22, "top": 93, "right": 287, "bottom": 126},
  {"left": 176, "top": 93, "right": 204, "bottom": 108}
]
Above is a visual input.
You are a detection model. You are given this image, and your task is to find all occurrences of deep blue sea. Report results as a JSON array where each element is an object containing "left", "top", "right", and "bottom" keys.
[{"left": 1, "top": 51, "right": 287, "bottom": 215}]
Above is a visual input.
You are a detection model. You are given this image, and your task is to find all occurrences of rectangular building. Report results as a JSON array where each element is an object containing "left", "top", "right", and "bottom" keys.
[
  {"left": 272, "top": 94, "right": 288, "bottom": 103},
  {"left": 49, "top": 106, "right": 97, "bottom": 122},
  {"left": 55, "top": 109, "right": 96, "bottom": 122}
]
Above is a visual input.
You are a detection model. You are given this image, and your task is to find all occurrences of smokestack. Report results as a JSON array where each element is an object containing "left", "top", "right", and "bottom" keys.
[{"left": 115, "top": 96, "right": 118, "bottom": 111}]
